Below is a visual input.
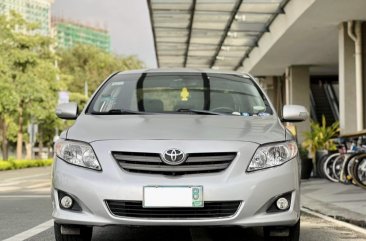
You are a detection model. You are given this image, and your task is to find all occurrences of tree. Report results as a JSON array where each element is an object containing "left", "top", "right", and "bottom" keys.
[
  {"left": 58, "top": 44, "right": 143, "bottom": 97},
  {"left": 0, "top": 13, "right": 19, "bottom": 160},
  {"left": 0, "top": 12, "right": 58, "bottom": 160},
  {"left": 0, "top": 13, "right": 144, "bottom": 160},
  {"left": 0, "top": 80, "right": 18, "bottom": 160}
]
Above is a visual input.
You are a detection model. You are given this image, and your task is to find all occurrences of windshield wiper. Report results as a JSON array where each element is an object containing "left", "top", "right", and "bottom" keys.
[
  {"left": 175, "top": 108, "right": 222, "bottom": 115},
  {"left": 91, "top": 109, "right": 145, "bottom": 115}
]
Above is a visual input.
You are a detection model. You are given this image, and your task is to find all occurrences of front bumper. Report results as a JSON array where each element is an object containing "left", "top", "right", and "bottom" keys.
[{"left": 52, "top": 140, "right": 300, "bottom": 227}]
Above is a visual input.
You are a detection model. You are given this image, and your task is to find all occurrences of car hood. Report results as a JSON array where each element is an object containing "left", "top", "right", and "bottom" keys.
[{"left": 66, "top": 114, "right": 286, "bottom": 144}]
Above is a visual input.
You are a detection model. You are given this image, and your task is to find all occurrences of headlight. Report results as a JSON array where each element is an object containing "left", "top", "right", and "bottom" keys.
[
  {"left": 247, "top": 141, "right": 298, "bottom": 172},
  {"left": 55, "top": 140, "right": 101, "bottom": 171}
]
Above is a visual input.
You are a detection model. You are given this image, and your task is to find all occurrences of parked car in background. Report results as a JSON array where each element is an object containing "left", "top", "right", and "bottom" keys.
[{"left": 53, "top": 69, "right": 308, "bottom": 241}]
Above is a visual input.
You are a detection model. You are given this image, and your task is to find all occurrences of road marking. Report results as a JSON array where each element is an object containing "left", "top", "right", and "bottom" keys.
[
  {"left": 0, "top": 173, "right": 50, "bottom": 183},
  {"left": 0, "top": 173, "right": 51, "bottom": 196},
  {"left": 301, "top": 207, "right": 366, "bottom": 235},
  {"left": 0, "top": 195, "right": 50, "bottom": 198},
  {"left": 0, "top": 182, "right": 23, "bottom": 186},
  {"left": 31, "top": 188, "right": 51, "bottom": 193},
  {"left": 190, "top": 227, "right": 211, "bottom": 241},
  {"left": 0, "top": 186, "right": 21, "bottom": 192},
  {"left": 25, "top": 183, "right": 50, "bottom": 189},
  {"left": 2, "top": 219, "right": 53, "bottom": 241}
]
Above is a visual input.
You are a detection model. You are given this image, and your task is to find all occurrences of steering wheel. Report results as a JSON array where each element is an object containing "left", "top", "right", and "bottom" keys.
[{"left": 211, "top": 106, "right": 235, "bottom": 113}]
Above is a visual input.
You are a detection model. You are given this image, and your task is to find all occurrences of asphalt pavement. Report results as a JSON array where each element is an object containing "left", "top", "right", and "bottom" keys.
[
  {"left": 0, "top": 167, "right": 366, "bottom": 241},
  {"left": 302, "top": 178, "right": 366, "bottom": 227},
  {"left": 0, "top": 167, "right": 52, "bottom": 240},
  {"left": 23, "top": 212, "right": 366, "bottom": 241}
]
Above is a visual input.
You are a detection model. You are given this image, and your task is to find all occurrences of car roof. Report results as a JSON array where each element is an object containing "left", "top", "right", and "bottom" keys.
[{"left": 117, "top": 68, "right": 251, "bottom": 78}]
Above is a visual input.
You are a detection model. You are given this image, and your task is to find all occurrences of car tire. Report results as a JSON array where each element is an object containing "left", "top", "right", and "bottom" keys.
[
  {"left": 287, "top": 220, "right": 300, "bottom": 241},
  {"left": 54, "top": 222, "right": 93, "bottom": 241},
  {"left": 264, "top": 220, "right": 300, "bottom": 241}
]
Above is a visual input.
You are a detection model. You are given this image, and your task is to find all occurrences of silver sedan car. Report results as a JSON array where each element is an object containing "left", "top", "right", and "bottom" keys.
[{"left": 53, "top": 69, "right": 307, "bottom": 241}]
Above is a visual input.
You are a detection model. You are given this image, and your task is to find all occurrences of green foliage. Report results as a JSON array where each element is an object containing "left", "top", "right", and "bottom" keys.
[
  {"left": 58, "top": 44, "right": 144, "bottom": 96},
  {"left": 302, "top": 115, "right": 340, "bottom": 158},
  {"left": 0, "top": 161, "right": 13, "bottom": 170},
  {"left": 69, "top": 92, "right": 89, "bottom": 112},
  {"left": 0, "top": 11, "right": 58, "bottom": 158},
  {"left": 0, "top": 159, "right": 53, "bottom": 171},
  {"left": 0, "top": 12, "right": 145, "bottom": 160},
  {"left": 5, "top": 119, "right": 18, "bottom": 143},
  {"left": 298, "top": 146, "right": 309, "bottom": 160},
  {"left": 0, "top": 81, "right": 18, "bottom": 114}
]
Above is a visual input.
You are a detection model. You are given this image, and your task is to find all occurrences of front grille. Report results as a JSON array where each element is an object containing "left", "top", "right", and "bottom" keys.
[
  {"left": 106, "top": 200, "right": 241, "bottom": 219},
  {"left": 112, "top": 152, "right": 237, "bottom": 175}
]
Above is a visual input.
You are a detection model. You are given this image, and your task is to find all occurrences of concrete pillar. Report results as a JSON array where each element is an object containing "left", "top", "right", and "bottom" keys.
[
  {"left": 265, "top": 77, "right": 276, "bottom": 107},
  {"left": 339, "top": 22, "right": 359, "bottom": 134},
  {"left": 362, "top": 23, "right": 366, "bottom": 128},
  {"left": 258, "top": 76, "right": 283, "bottom": 113},
  {"left": 259, "top": 76, "right": 275, "bottom": 105},
  {"left": 285, "top": 66, "right": 310, "bottom": 143},
  {"left": 274, "top": 76, "right": 285, "bottom": 113}
]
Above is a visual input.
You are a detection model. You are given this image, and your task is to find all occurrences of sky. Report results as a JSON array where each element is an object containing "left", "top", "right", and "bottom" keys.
[{"left": 52, "top": 0, "right": 157, "bottom": 68}]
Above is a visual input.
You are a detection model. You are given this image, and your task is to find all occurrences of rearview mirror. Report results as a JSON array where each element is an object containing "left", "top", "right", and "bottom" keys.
[
  {"left": 56, "top": 102, "right": 78, "bottom": 120},
  {"left": 282, "top": 105, "right": 308, "bottom": 122}
]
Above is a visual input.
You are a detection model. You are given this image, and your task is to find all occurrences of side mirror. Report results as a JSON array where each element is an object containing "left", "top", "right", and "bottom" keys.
[
  {"left": 56, "top": 102, "right": 78, "bottom": 120},
  {"left": 282, "top": 105, "right": 308, "bottom": 122}
]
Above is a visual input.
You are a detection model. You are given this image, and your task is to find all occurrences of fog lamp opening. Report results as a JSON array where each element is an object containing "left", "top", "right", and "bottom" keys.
[
  {"left": 266, "top": 192, "right": 292, "bottom": 213},
  {"left": 60, "top": 196, "right": 73, "bottom": 209},
  {"left": 276, "top": 197, "right": 289, "bottom": 210},
  {"left": 58, "top": 190, "right": 82, "bottom": 211}
]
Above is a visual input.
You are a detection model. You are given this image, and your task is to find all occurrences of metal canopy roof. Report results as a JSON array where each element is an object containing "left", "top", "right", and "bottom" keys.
[{"left": 148, "top": 0, "right": 288, "bottom": 71}]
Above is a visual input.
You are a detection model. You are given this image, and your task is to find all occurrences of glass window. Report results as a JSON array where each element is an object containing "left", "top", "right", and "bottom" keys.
[
  {"left": 207, "top": 73, "right": 269, "bottom": 114},
  {"left": 88, "top": 72, "right": 272, "bottom": 115}
]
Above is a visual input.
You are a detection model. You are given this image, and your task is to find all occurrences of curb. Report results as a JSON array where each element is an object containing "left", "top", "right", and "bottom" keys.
[{"left": 301, "top": 207, "right": 366, "bottom": 235}]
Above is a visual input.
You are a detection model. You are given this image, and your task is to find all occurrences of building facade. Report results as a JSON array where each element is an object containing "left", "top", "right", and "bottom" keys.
[
  {"left": 53, "top": 18, "right": 111, "bottom": 52},
  {"left": 0, "top": 0, "right": 53, "bottom": 36},
  {"left": 148, "top": 0, "right": 366, "bottom": 139}
]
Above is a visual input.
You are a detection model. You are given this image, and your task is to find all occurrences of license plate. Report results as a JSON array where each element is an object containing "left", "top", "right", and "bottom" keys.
[{"left": 143, "top": 186, "right": 203, "bottom": 208}]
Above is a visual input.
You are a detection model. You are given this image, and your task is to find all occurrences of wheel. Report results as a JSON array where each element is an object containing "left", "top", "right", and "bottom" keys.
[
  {"left": 352, "top": 155, "right": 366, "bottom": 189},
  {"left": 287, "top": 220, "right": 300, "bottom": 241},
  {"left": 54, "top": 222, "right": 93, "bottom": 241},
  {"left": 340, "top": 152, "right": 360, "bottom": 183},
  {"left": 332, "top": 155, "right": 345, "bottom": 181},
  {"left": 316, "top": 154, "right": 329, "bottom": 178},
  {"left": 322, "top": 153, "right": 340, "bottom": 182},
  {"left": 264, "top": 220, "right": 300, "bottom": 241}
]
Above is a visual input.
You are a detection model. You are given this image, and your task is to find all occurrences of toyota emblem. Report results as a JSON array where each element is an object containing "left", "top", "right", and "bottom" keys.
[{"left": 161, "top": 148, "right": 186, "bottom": 165}]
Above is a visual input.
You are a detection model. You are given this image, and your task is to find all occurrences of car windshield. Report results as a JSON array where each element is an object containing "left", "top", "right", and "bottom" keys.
[{"left": 87, "top": 72, "right": 273, "bottom": 116}]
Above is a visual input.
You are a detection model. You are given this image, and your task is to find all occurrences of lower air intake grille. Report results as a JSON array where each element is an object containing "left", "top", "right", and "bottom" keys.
[
  {"left": 112, "top": 152, "right": 237, "bottom": 175},
  {"left": 106, "top": 201, "right": 241, "bottom": 219}
]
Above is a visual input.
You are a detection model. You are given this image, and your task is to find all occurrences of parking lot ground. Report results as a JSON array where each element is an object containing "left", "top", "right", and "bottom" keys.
[
  {"left": 301, "top": 178, "right": 366, "bottom": 228},
  {"left": 0, "top": 167, "right": 52, "bottom": 240},
  {"left": 22, "top": 212, "right": 366, "bottom": 241}
]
